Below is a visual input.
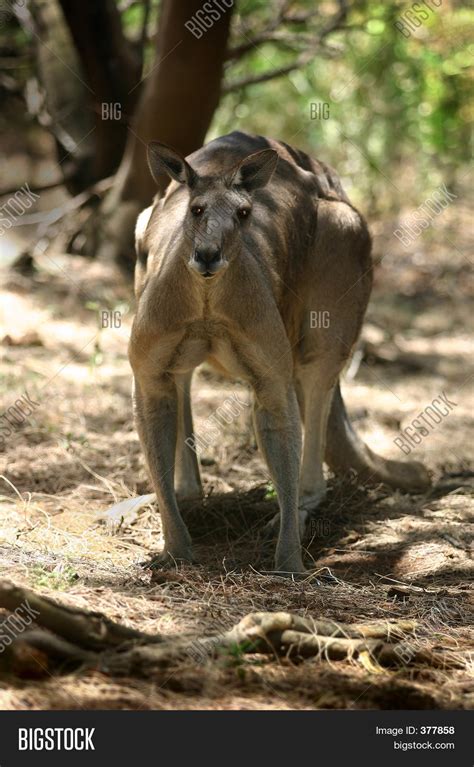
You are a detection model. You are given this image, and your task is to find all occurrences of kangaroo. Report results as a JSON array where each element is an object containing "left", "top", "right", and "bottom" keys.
[{"left": 129, "top": 131, "right": 430, "bottom": 574}]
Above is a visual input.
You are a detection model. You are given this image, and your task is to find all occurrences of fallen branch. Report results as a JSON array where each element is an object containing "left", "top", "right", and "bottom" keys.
[
  {"left": 11, "top": 177, "right": 113, "bottom": 228},
  {"left": 0, "top": 583, "right": 465, "bottom": 681},
  {"left": 0, "top": 176, "right": 74, "bottom": 198}
]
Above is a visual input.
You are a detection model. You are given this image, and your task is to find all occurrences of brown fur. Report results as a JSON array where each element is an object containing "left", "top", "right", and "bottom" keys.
[{"left": 129, "top": 131, "right": 430, "bottom": 574}]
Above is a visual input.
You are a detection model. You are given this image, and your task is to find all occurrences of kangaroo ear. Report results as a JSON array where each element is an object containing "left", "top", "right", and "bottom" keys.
[
  {"left": 227, "top": 149, "right": 278, "bottom": 191},
  {"left": 147, "top": 142, "right": 197, "bottom": 187}
]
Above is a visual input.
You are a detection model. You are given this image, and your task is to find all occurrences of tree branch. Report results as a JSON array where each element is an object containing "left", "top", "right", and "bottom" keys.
[
  {"left": 223, "top": 48, "right": 316, "bottom": 94},
  {"left": 224, "top": 0, "right": 348, "bottom": 91}
]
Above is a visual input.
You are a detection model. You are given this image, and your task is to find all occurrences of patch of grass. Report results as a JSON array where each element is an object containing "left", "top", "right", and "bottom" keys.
[
  {"left": 29, "top": 563, "right": 79, "bottom": 590},
  {"left": 264, "top": 483, "right": 277, "bottom": 500},
  {"left": 220, "top": 640, "right": 260, "bottom": 667}
]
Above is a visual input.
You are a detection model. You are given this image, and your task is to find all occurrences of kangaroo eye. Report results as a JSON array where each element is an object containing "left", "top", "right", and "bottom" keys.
[
  {"left": 191, "top": 205, "right": 204, "bottom": 216},
  {"left": 237, "top": 207, "right": 250, "bottom": 219}
]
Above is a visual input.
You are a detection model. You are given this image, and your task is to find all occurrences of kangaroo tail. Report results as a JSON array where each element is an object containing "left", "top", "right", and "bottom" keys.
[{"left": 325, "top": 382, "right": 431, "bottom": 493}]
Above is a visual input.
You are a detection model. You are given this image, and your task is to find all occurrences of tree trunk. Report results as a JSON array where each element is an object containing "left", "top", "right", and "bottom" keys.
[
  {"left": 58, "top": 0, "right": 142, "bottom": 183},
  {"left": 97, "top": 0, "right": 234, "bottom": 269},
  {"left": 26, "top": 0, "right": 97, "bottom": 194},
  {"left": 25, "top": 0, "right": 141, "bottom": 193}
]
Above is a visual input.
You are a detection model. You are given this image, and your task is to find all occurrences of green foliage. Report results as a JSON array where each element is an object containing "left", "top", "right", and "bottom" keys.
[
  {"left": 30, "top": 563, "right": 79, "bottom": 590},
  {"left": 264, "top": 482, "right": 277, "bottom": 500},
  {"left": 212, "top": 0, "right": 472, "bottom": 211},
  {"left": 6, "top": 0, "right": 470, "bottom": 214},
  {"left": 220, "top": 640, "right": 257, "bottom": 665}
]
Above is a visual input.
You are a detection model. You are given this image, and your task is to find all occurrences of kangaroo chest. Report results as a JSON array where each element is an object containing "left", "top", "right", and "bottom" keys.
[{"left": 166, "top": 318, "right": 250, "bottom": 380}]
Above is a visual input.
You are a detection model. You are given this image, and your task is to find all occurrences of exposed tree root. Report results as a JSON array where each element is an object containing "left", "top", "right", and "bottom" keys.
[
  {"left": 0, "top": 581, "right": 464, "bottom": 681},
  {"left": 0, "top": 581, "right": 162, "bottom": 652}
]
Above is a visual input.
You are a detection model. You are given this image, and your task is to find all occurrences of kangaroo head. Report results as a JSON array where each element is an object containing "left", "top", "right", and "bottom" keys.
[{"left": 146, "top": 141, "right": 278, "bottom": 278}]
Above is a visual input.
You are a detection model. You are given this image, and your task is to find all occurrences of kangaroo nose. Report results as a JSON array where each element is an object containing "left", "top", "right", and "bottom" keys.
[{"left": 194, "top": 246, "right": 221, "bottom": 266}]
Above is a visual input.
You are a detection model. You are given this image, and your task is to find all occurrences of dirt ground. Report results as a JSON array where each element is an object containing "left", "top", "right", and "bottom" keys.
[{"left": 0, "top": 198, "right": 473, "bottom": 710}]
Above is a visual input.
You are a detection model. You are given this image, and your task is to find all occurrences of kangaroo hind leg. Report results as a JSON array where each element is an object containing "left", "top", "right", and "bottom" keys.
[{"left": 298, "top": 363, "right": 336, "bottom": 516}]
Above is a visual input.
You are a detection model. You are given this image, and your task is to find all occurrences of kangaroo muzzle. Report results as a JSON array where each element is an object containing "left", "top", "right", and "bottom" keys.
[{"left": 191, "top": 245, "right": 224, "bottom": 277}]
